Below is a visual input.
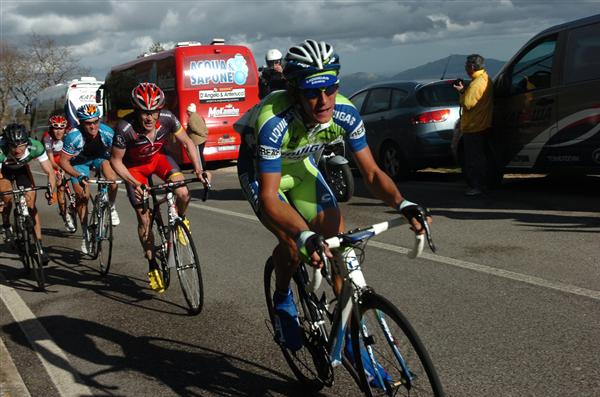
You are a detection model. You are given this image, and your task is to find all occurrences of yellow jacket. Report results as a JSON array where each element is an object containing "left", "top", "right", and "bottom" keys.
[{"left": 459, "top": 69, "right": 493, "bottom": 133}]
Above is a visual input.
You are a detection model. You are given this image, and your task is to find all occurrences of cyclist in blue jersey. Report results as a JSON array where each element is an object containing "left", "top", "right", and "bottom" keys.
[
  {"left": 236, "top": 39, "right": 432, "bottom": 388},
  {"left": 59, "top": 104, "right": 121, "bottom": 254}
]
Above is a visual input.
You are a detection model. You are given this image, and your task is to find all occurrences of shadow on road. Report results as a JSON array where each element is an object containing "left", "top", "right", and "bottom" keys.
[{"left": 2, "top": 315, "right": 322, "bottom": 396}]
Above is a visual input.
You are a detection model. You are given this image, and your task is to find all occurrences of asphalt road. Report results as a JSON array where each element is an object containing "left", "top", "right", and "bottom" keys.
[{"left": 1, "top": 165, "right": 599, "bottom": 397}]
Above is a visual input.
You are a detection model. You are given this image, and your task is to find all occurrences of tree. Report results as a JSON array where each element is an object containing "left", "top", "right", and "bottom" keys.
[
  {"left": 0, "top": 33, "right": 89, "bottom": 125},
  {"left": 149, "top": 41, "right": 165, "bottom": 53}
]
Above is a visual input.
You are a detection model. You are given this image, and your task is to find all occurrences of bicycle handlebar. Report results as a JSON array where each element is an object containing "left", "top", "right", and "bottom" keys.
[
  {"left": 0, "top": 185, "right": 50, "bottom": 197},
  {"left": 307, "top": 217, "right": 435, "bottom": 293}
]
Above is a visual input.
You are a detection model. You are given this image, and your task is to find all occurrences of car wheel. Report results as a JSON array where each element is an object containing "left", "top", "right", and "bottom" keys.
[{"left": 380, "top": 143, "right": 408, "bottom": 180}]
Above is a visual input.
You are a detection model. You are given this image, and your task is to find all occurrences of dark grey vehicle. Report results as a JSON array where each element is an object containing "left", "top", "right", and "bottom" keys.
[{"left": 349, "top": 80, "right": 461, "bottom": 179}]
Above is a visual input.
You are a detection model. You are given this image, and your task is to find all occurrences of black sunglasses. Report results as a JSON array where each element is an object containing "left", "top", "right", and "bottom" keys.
[{"left": 300, "top": 84, "right": 339, "bottom": 100}]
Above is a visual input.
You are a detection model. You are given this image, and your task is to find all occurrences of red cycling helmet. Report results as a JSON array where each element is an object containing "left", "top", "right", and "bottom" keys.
[
  {"left": 49, "top": 115, "right": 68, "bottom": 129},
  {"left": 131, "top": 82, "right": 165, "bottom": 111}
]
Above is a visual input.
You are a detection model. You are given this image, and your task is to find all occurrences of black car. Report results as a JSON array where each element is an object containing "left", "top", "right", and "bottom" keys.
[{"left": 349, "top": 80, "right": 461, "bottom": 179}]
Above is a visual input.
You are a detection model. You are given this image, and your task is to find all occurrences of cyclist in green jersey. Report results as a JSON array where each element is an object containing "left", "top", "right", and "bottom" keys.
[
  {"left": 0, "top": 124, "right": 57, "bottom": 264},
  {"left": 236, "top": 40, "right": 432, "bottom": 368}
]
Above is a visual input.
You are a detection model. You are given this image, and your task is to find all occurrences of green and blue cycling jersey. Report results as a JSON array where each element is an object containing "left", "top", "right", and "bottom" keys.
[{"left": 237, "top": 91, "right": 367, "bottom": 222}]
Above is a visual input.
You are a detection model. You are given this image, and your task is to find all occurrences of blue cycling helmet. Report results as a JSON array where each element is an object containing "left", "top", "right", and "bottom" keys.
[
  {"left": 76, "top": 103, "right": 101, "bottom": 121},
  {"left": 283, "top": 40, "right": 340, "bottom": 87}
]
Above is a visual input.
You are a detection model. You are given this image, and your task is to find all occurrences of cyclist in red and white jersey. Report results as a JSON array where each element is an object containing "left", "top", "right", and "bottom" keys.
[
  {"left": 110, "top": 82, "right": 210, "bottom": 291},
  {"left": 42, "top": 115, "right": 75, "bottom": 232}
]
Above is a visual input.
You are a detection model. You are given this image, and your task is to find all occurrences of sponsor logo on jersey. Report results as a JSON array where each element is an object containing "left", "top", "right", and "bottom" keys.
[
  {"left": 349, "top": 124, "right": 365, "bottom": 140},
  {"left": 333, "top": 109, "right": 357, "bottom": 127},
  {"left": 258, "top": 145, "right": 281, "bottom": 160},
  {"left": 268, "top": 115, "right": 292, "bottom": 144},
  {"left": 283, "top": 143, "right": 324, "bottom": 160},
  {"left": 208, "top": 104, "right": 240, "bottom": 118},
  {"left": 320, "top": 193, "right": 332, "bottom": 203}
]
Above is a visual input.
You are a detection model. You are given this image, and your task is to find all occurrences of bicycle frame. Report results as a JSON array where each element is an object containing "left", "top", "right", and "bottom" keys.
[{"left": 299, "top": 218, "right": 426, "bottom": 386}]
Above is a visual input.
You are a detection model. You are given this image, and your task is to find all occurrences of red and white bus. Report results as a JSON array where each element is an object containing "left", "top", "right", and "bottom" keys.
[{"left": 103, "top": 39, "right": 260, "bottom": 164}]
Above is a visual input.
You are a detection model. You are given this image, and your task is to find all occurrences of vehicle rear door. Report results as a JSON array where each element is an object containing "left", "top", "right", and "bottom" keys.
[{"left": 359, "top": 88, "right": 392, "bottom": 157}]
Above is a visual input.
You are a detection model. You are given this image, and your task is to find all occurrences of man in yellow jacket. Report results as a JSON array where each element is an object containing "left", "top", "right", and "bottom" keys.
[{"left": 454, "top": 54, "right": 494, "bottom": 196}]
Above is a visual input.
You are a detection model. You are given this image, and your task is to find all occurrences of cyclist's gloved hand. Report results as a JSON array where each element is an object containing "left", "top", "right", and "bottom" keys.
[
  {"left": 397, "top": 199, "right": 431, "bottom": 234},
  {"left": 77, "top": 175, "right": 89, "bottom": 188},
  {"left": 296, "top": 231, "right": 330, "bottom": 268},
  {"left": 45, "top": 184, "right": 56, "bottom": 205}
]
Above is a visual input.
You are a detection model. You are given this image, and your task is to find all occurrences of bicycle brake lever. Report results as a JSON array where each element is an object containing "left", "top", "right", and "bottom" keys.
[{"left": 420, "top": 215, "right": 436, "bottom": 253}]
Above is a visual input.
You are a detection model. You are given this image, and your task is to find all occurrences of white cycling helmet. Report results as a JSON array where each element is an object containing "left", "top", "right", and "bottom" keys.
[
  {"left": 265, "top": 48, "right": 283, "bottom": 63},
  {"left": 283, "top": 39, "right": 340, "bottom": 86}
]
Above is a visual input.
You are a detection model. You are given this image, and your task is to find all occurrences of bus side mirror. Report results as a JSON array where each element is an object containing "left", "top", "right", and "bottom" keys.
[{"left": 95, "top": 89, "right": 102, "bottom": 104}]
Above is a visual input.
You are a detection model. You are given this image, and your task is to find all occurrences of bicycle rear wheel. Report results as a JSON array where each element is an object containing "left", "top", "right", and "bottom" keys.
[
  {"left": 172, "top": 219, "right": 203, "bottom": 315},
  {"left": 263, "top": 257, "right": 331, "bottom": 392},
  {"left": 27, "top": 226, "right": 45, "bottom": 291},
  {"left": 350, "top": 292, "right": 444, "bottom": 397},
  {"left": 97, "top": 204, "right": 113, "bottom": 276}
]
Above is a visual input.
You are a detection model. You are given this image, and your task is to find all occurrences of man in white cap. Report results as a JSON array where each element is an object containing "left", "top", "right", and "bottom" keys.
[{"left": 186, "top": 103, "right": 208, "bottom": 169}]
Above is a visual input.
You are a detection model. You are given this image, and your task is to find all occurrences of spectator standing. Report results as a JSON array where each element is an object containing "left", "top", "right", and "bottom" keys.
[
  {"left": 259, "top": 49, "right": 286, "bottom": 99},
  {"left": 453, "top": 54, "right": 494, "bottom": 196},
  {"left": 186, "top": 103, "right": 208, "bottom": 169}
]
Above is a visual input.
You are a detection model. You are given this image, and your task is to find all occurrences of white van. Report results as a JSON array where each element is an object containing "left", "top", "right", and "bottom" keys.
[{"left": 30, "top": 76, "right": 104, "bottom": 139}]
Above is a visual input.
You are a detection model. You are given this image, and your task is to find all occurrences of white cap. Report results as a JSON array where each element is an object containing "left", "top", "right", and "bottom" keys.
[{"left": 187, "top": 103, "right": 196, "bottom": 112}]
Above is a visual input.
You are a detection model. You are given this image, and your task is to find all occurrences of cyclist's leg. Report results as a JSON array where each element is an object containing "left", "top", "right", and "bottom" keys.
[
  {"left": 154, "top": 154, "right": 188, "bottom": 215},
  {"left": 99, "top": 158, "right": 119, "bottom": 205},
  {"left": 124, "top": 165, "right": 157, "bottom": 264},
  {"left": 70, "top": 161, "right": 92, "bottom": 226}
]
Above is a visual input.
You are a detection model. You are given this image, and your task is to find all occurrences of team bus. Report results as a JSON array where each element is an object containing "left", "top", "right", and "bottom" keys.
[
  {"left": 491, "top": 14, "right": 600, "bottom": 175},
  {"left": 29, "top": 76, "right": 104, "bottom": 139},
  {"left": 103, "top": 39, "right": 260, "bottom": 164}
]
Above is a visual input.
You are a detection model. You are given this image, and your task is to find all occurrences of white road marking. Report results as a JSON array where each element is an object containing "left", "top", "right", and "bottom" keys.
[{"left": 0, "top": 276, "right": 93, "bottom": 396}]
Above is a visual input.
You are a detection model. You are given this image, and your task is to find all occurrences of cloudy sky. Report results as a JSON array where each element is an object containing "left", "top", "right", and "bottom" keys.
[{"left": 1, "top": 0, "right": 599, "bottom": 79}]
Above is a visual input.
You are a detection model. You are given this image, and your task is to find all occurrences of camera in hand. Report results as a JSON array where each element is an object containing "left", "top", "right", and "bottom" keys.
[{"left": 453, "top": 78, "right": 464, "bottom": 86}]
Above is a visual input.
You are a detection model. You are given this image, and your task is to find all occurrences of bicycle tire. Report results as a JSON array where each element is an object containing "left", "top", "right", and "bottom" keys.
[
  {"left": 263, "top": 257, "right": 331, "bottom": 393},
  {"left": 172, "top": 219, "right": 203, "bottom": 315},
  {"left": 14, "top": 214, "right": 31, "bottom": 274},
  {"left": 97, "top": 204, "right": 113, "bottom": 276},
  {"left": 350, "top": 292, "right": 444, "bottom": 397},
  {"left": 27, "top": 226, "right": 45, "bottom": 291}
]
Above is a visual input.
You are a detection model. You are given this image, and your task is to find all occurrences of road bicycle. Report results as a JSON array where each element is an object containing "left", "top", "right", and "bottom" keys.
[
  {"left": 264, "top": 216, "right": 445, "bottom": 396},
  {"left": 1, "top": 183, "right": 51, "bottom": 291},
  {"left": 142, "top": 175, "right": 210, "bottom": 315},
  {"left": 85, "top": 177, "right": 122, "bottom": 275}
]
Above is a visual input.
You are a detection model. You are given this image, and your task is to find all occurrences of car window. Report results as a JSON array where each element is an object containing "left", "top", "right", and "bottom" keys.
[
  {"left": 350, "top": 90, "right": 368, "bottom": 113},
  {"left": 390, "top": 89, "right": 409, "bottom": 108},
  {"left": 416, "top": 83, "right": 460, "bottom": 107},
  {"left": 509, "top": 37, "right": 557, "bottom": 94},
  {"left": 564, "top": 23, "right": 600, "bottom": 84},
  {"left": 362, "top": 88, "right": 391, "bottom": 114}
]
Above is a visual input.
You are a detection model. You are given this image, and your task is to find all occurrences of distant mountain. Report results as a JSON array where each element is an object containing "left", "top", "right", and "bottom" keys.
[{"left": 339, "top": 54, "right": 505, "bottom": 96}]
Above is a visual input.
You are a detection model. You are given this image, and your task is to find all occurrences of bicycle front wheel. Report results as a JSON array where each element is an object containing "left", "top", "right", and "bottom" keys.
[
  {"left": 88, "top": 199, "right": 99, "bottom": 259},
  {"left": 351, "top": 292, "right": 444, "bottom": 397},
  {"left": 97, "top": 205, "right": 113, "bottom": 276},
  {"left": 67, "top": 190, "right": 78, "bottom": 233},
  {"left": 263, "top": 258, "right": 331, "bottom": 393},
  {"left": 172, "top": 219, "right": 203, "bottom": 315},
  {"left": 27, "top": 227, "right": 45, "bottom": 291}
]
